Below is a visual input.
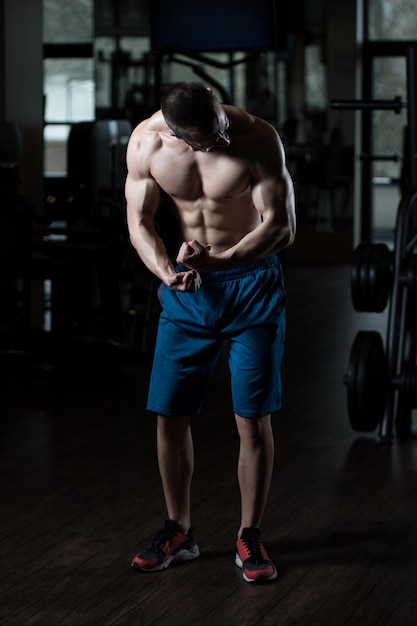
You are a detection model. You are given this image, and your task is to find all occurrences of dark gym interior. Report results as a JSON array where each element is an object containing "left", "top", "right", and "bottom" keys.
[{"left": 2, "top": 1, "right": 417, "bottom": 624}]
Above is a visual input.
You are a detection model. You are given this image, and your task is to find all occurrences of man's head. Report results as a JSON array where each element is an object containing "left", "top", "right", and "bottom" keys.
[{"left": 161, "top": 82, "right": 230, "bottom": 152}]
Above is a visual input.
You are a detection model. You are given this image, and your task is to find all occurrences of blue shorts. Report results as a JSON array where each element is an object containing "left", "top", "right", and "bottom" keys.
[{"left": 147, "top": 255, "right": 287, "bottom": 418}]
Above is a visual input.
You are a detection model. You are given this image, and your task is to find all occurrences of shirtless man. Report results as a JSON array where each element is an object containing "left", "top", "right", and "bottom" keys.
[{"left": 126, "top": 82, "right": 296, "bottom": 583}]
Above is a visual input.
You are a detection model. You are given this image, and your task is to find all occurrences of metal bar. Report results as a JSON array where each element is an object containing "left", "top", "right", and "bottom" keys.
[
  {"left": 331, "top": 97, "right": 405, "bottom": 113},
  {"left": 406, "top": 47, "right": 417, "bottom": 188},
  {"left": 380, "top": 189, "right": 417, "bottom": 440},
  {"left": 360, "top": 52, "right": 373, "bottom": 243},
  {"left": 359, "top": 153, "right": 403, "bottom": 162}
]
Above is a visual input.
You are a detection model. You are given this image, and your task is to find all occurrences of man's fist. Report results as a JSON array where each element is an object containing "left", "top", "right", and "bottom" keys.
[
  {"left": 176, "top": 240, "right": 209, "bottom": 269},
  {"left": 167, "top": 269, "right": 202, "bottom": 293}
]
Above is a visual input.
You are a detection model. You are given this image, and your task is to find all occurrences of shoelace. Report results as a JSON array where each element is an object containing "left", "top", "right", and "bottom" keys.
[
  {"left": 242, "top": 536, "right": 265, "bottom": 563},
  {"left": 147, "top": 527, "right": 176, "bottom": 552}
]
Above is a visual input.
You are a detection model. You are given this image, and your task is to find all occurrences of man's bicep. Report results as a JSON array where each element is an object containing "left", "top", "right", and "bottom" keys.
[
  {"left": 251, "top": 169, "right": 292, "bottom": 220},
  {"left": 126, "top": 175, "right": 161, "bottom": 225}
]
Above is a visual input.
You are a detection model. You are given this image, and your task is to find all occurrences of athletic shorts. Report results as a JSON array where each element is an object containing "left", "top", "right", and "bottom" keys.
[{"left": 147, "top": 254, "right": 287, "bottom": 418}]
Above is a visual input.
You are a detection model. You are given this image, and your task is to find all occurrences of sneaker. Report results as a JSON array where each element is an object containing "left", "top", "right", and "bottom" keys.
[
  {"left": 131, "top": 519, "right": 200, "bottom": 572},
  {"left": 235, "top": 527, "right": 277, "bottom": 583}
]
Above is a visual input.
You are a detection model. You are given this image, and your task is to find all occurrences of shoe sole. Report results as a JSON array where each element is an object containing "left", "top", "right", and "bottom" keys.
[
  {"left": 132, "top": 544, "right": 200, "bottom": 572},
  {"left": 235, "top": 554, "right": 278, "bottom": 583}
]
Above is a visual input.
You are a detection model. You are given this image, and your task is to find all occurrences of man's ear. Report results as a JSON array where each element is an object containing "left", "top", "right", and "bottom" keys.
[{"left": 206, "top": 87, "right": 213, "bottom": 93}]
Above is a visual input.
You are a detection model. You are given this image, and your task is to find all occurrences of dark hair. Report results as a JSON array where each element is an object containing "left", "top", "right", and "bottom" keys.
[{"left": 161, "top": 82, "right": 216, "bottom": 134}]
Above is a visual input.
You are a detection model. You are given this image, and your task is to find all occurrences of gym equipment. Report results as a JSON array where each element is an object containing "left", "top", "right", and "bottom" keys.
[
  {"left": 0, "top": 123, "right": 23, "bottom": 257},
  {"left": 0, "top": 119, "right": 145, "bottom": 369},
  {"left": 344, "top": 189, "right": 417, "bottom": 438},
  {"left": 68, "top": 119, "right": 132, "bottom": 208},
  {"left": 350, "top": 242, "right": 392, "bottom": 312},
  {"left": 345, "top": 331, "right": 388, "bottom": 432},
  {"left": 338, "top": 46, "right": 417, "bottom": 439}
]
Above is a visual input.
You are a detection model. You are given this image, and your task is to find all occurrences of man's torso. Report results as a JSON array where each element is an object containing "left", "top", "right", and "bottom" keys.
[{"left": 136, "top": 108, "right": 265, "bottom": 253}]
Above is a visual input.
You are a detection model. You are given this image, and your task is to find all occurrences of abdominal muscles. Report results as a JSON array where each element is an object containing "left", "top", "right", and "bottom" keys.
[{"left": 174, "top": 190, "right": 262, "bottom": 254}]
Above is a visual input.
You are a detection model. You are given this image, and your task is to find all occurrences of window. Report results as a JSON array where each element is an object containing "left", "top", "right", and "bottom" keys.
[
  {"left": 43, "top": 0, "right": 94, "bottom": 176},
  {"left": 44, "top": 0, "right": 93, "bottom": 43},
  {"left": 361, "top": 0, "right": 417, "bottom": 241},
  {"left": 368, "top": 0, "right": 417, "bottom": 40},
  {"left": 305, "top": 42, "right": 326, "bottom": 111}
]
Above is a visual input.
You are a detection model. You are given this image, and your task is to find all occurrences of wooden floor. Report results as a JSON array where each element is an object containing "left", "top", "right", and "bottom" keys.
[{"left": 2, "top": 263, "right": 417, "bottom": 625}]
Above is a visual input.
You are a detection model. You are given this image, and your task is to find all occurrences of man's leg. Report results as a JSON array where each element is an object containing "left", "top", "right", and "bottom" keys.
[
  {"left": 234, "top": 413, "right": 277, "bottom": 582},
  {"left": 131, "top": 414, "right": 198, "bottom": 572},
  {"left": 235, "top": 413, "right": 274, "bottom": 537},
  {"left": 157, "top": 414, "right": 193, "bottom": 533}
]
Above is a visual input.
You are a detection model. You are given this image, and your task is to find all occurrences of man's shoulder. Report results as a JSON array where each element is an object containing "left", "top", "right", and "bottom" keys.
[
  {"left": 227, "top": 105, "right": 278, "bottom": 141},
  {"left": 127, "top": 112, "right": 167, "bottom": 170},
  {"left": 132, "top": 112, "right": 165, "bottom": 144},
  {"left": 126, "top": 113, "right": 167, "bottom": 180}
]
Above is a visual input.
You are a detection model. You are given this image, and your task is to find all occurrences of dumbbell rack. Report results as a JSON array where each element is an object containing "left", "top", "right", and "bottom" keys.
[{"left": 335, "top": 46, "right": 417, "bottom": 440}]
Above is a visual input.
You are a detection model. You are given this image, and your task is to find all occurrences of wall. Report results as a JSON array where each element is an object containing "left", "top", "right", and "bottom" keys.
[
  {"left": 0, "top": 1, "right": 5, "bottom": 120},
  {"left": 1, "top": 0, "right": 43, "bottom": 212}
]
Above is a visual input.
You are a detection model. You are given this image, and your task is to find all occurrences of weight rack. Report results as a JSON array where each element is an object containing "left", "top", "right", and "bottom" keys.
[{"left": 334, "top": 46, "right": 417, "bottom": 440}]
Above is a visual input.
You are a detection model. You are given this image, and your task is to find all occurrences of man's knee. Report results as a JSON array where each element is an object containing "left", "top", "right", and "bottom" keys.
[
  {"left": 235, "top": 414, "right": 272, "bottom": 444},
  {"left": 157, "top": 415, "right": 191, "bottom": 442}
]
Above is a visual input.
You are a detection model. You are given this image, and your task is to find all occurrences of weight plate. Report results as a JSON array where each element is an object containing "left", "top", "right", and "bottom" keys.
[
  {"left": 345, "top": 330, "right": 388, "bottom": 431},
  {"left": 351, "top": 243, "right": 367, "bottom": 312},
  {"left": 368, "top": 244, "right": 392, "bottom": 312},
  {"left": 351, "top": 243, "right": 392, "bottom": 312}
]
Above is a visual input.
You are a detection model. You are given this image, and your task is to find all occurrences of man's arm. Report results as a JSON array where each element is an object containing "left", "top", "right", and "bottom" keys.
[
  {"left": 125, "top": 136, "right": 201, "bottom": 292},
  {"left": 177, "top": 120, "right": 296, "bottom": 271}
]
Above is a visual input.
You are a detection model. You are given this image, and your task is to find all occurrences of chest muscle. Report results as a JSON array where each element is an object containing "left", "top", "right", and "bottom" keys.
[{"left": 150, "top": 153, "right": 251, "bottom": 202}]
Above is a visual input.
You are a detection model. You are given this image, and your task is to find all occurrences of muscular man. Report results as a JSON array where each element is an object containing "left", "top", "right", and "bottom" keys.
[{"left": 126, "top": 82, "right": 296, "bottom": 583}]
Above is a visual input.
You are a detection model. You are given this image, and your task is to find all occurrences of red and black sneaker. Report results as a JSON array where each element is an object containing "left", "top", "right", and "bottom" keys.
[
  {"left": 131, "top": 519, "right": 200, "bottom": 572},
  {"left": 235, "top": 527, "right": 277, "bottom": 583}
]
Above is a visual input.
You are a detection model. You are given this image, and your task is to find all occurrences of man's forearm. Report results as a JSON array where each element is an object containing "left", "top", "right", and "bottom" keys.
[
  {"left": 210, "top": 220, "right": 293, "bottom": 269},
  {"left": 130, "top": 224, "right": 175, "bottom": 284}
]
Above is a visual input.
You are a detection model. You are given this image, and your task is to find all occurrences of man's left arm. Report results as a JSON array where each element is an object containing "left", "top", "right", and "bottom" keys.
[{"left": 177, "top": 122, "right": 296, "bottom": 271}]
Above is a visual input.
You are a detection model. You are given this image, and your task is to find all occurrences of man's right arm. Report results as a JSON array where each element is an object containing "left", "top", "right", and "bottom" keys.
[
  {"left": 126, "top": 170, "right": 172, "bottom": 280},
  {"left": 125, "top": 138, "right": 201, "bottom": 292}
]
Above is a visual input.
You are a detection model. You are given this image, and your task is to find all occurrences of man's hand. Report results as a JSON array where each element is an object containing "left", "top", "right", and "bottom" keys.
[
  {"left": 167, "top": 269, "right": 202, "bottom": 292},
  {"left": 176, "top": 240, "right": 211, "bottom": 270},
  {"left": 166, "top": 239, "right": 214, "bottom": 291}
]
